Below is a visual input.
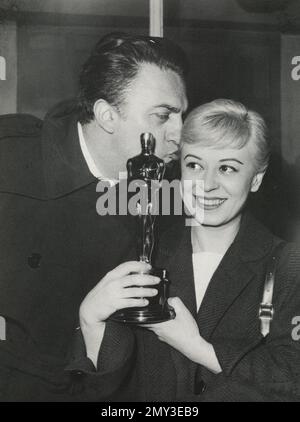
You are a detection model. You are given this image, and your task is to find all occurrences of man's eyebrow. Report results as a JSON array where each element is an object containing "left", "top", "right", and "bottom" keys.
[
  {"left": 153, "top": 104, "right": 182, "bottom": 113},
  {"left": 219, "top": 158, "right": 244, "bottom": 165}
]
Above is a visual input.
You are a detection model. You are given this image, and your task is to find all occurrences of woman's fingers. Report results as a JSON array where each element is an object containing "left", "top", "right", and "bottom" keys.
[
  {"left": 121, "top": 274, "right": 160, "bottom": 288},
  {"left": 121, "top": 287, "right": 158, "bottom": 298},
  {"left": 106, "top": 261, "right": 151, "bottom": 280},
  {"left": 82, "top": 261, "right": 162, "bottom": 322},
  {"left": 120, "top": 298, "right": 149, "bottom": 308}
]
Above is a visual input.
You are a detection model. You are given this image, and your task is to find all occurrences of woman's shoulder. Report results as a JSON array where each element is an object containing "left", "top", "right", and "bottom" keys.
[
  {"left": 267, "top": 238, "right": 300, "bottom": 308},
  {"left": 279, "top": 241, "right": 300, "bottom": 277}
]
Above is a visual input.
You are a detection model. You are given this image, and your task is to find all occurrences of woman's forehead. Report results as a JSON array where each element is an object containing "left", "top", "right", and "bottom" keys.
[{"left": 181, "top": 142, "right": 256, "bottom": 161}]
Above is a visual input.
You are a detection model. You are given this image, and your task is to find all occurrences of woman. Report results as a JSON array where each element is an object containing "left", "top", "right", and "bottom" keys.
[
  {"left": 144, "top": 99, "right": 300, "bottom": 401},
  {"left": 78, "top": 99, "right": 300, "bottom": 402}
]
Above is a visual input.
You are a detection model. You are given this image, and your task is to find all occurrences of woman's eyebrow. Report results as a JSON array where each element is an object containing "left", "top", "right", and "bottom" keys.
[
  {"left": 183, "top": 155, "right": 244, "bottom": 165},
  {"left": 183, "top": 154, "right": 201, "bottom": 160},
  {"left": 219, "top": 158, "right": 244, "bottom": 165}
]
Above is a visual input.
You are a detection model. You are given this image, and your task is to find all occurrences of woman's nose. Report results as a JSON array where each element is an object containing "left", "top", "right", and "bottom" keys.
[{"left": 203, "top": 170, "right": 219, "bottom": 192}]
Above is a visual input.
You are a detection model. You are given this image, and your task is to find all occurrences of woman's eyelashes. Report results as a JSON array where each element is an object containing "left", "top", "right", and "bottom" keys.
[
  {"left": 186, "top": 161, "right": 203, "bottom": 171},
  {"left": 185, "top": 161, "right": 239, "bottom": 174},
  {"left": 219, "top": 164, "right": 238, "bottom": 174}
]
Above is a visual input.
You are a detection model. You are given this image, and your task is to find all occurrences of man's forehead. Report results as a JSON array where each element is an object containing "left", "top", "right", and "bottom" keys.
[{"left": 131, "top": 63, "right": 187, "bottom": 110}]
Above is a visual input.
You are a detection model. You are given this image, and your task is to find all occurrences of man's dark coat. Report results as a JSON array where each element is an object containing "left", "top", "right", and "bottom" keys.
[{"left": 0, "top": 101, "right": 137, "bottom": 400}]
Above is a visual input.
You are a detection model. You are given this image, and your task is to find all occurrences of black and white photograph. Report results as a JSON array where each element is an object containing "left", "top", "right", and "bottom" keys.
[{"left": 0, "top": 0, "right": 300, "bottom": 404}]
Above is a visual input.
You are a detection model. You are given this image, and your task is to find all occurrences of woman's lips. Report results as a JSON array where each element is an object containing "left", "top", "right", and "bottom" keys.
[{"left": 194, "top": 197, "right": 227, "bottom": 210}]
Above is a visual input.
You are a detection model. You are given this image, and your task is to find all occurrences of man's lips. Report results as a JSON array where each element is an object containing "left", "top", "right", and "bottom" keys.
[{"left": 165, "top": 150, "right": 179, "bottom": 160}]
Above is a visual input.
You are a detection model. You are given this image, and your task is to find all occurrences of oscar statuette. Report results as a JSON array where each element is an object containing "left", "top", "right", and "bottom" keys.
[{"left": 110, "top": 133, "right": 175, "bottom": 324}]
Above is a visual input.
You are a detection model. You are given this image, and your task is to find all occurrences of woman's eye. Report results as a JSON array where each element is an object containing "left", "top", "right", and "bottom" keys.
[
  {"left": 186, "top": 162, "right": 202, "bottom": 171},
  {"left": 219, "top": 165, "right": 237, "bottom": 174}
]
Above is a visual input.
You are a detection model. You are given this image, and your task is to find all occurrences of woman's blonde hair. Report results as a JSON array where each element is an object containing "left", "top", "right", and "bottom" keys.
[{"left": 181, "top": 99, "right": 269, "bottom": 172}]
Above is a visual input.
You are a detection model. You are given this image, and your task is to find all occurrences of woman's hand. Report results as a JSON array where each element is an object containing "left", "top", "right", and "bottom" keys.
[
  {"left": 79, "top": 261, "right": 160, "bottom": 367},
  {"left": 145, "top": 297, "right": 222, "bottom": 374},
  {"left": 80, "top": 261, "right": 160, "bottom": 325}
]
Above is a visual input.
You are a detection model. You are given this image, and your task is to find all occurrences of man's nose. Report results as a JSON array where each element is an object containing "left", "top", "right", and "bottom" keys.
[
  {"left": 203, "top": 170, "right": 219, "bottom": 192},
  {"left": 167, "top": 115, "right": 183, "bottom": 146}
]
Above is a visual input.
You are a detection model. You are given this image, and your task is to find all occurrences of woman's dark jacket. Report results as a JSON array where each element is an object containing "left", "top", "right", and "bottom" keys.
[{"left": 73, "top": 212, "right": 300, "bottom": 402}]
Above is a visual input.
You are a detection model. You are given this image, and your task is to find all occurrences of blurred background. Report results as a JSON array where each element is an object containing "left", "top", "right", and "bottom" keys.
[{"left": 0, "top": 0, "right": 299, "bottom": 241}]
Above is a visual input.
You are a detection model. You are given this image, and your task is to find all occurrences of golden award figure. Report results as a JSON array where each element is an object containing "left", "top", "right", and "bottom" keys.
[{"left": 110, "top": 133, "right": 175, "bottom": 323}]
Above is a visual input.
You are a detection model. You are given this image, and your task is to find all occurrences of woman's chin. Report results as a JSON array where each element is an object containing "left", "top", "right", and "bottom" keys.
[{"left": 193, "top": 211, "right": 225, "bottom": 228}]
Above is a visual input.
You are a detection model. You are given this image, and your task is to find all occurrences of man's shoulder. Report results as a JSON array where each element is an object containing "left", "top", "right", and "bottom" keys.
[
  {"left": 0, "top": 113, "right": 43, "bottom": 139},
  {"left": 0, "top": 99, "right": 78, "bottom": 142},
  {"left": 0, "top": 100, "right": 93, "bottom": 199},
  {"left": 0, "top": 113, "right": 46, "bottom": 198}
]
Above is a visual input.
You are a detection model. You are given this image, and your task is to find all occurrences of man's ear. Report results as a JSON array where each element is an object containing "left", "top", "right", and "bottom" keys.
[
  {"left": 93, "top": 99, "right": 119, "bottom": 134},
  {"left": 250, "top": 170, "right": 266, "bottom": 193}
]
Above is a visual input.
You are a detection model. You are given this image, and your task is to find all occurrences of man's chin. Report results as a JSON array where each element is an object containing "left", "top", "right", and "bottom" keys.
[
  {"left": 164, "top": 159, "right": 181, "bottom": 181},
  {"left": 164, "top": 153, "right": 179, "bottom": 163}
]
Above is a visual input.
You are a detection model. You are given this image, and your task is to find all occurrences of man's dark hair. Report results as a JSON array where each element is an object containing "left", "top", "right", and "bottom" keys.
[{"left": 78, "top": 32, "right": 189, "bottom": 124}]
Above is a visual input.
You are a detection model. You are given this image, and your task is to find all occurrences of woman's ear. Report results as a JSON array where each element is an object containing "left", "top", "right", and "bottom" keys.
[
  {"left": 250, "top": 171, "right": 266, "bottom": 193},
  {"left": 93, "top": 99, "right": 119, "bottom": 134}
]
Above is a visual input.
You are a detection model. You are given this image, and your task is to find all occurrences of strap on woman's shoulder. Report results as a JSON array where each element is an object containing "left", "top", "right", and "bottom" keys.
[{"left": 259, "top": 241, "right": 286, "bottom": 337}]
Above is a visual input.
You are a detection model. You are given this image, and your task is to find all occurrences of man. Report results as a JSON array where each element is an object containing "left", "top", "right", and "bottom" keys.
[{"left": 0, "top": 32, "right": 188, "bottom": 401}]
